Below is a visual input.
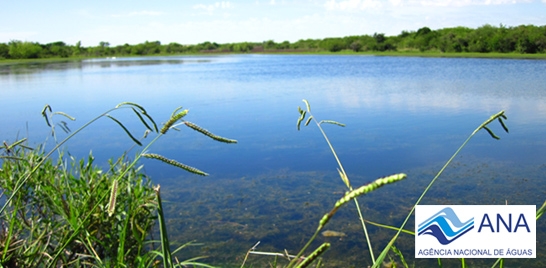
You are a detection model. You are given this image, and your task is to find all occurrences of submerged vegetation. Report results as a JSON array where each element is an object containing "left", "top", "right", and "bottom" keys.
[
  {"left": 1, "top": 98, "right": 545, "bottom": 267},
  {"left": 239, "top": 100, "right": 545, "bottom": 267},
  {"left": 1, "top": 24, "right": 545, "bottom": 61}
]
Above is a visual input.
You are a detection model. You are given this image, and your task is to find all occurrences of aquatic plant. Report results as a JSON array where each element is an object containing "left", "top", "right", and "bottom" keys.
[{"left": 0, "top": 102, "right": 236, "bottom": 267}]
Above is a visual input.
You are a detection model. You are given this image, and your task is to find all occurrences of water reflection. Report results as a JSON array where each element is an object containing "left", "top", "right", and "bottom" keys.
[{"left": 0, "top": 56, "right": 214, "bottom": 77}]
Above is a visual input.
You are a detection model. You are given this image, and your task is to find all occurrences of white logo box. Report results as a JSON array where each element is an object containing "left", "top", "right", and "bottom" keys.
[{"left": 415, "top": 205, "right": 536, "bottom": 258}]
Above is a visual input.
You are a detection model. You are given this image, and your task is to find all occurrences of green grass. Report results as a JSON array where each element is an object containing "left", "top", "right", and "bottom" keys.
[{"left": 0, "top": 102, "right": 236, "bottom": 267}]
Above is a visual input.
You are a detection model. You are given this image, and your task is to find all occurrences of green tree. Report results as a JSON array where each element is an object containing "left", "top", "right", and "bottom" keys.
[
  {"left": 319, "top": 38, "right": 346, "bottom": 52},
  {"left": 467, "top": 24, "right": 497, "bottom": 52},
  {"left": 412, "top": 27, "right": 437, "bottom": 52},
  {"left": 197, "top": 41, "right": 219, "bottom": 51},
  {"left": 43, "top": 41, "right": 71, "bottom": 58},
  {"left": 349, "top": 40, "right": 362, "bottom": 52},
  {"left": 276, "top": 41, "right": 291, "bottom": 50},
  {"left": 263, "top": 40, "right": 277, "bottom": 49},
  {"left": 8, "top": 40, "right": 43, "bottom": 59},
  {"left": 358, "top": 35, "right": 378, "bottom": 51},
  {"left": 72, "top": 41, "right": 82, "bottom": 56},
  {"left": 0, "top": 43, "right": 9, "bottom": 59},
  {"left": 165, "top": 42, "right": 185, "bottom": 54}
]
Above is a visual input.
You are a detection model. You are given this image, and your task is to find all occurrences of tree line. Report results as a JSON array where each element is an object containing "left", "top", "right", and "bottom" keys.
[{"left": 1, "top": 24, "right": 545, "bottom": 60}]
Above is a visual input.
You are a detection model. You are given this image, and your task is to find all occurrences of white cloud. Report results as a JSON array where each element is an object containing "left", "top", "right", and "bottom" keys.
[
  {"left": 193, "top": 1, "right": 234, "bottom": 14},
  {"left": 0, "top": 31, "right": 37, "bottom": 41},
  {"left": 325, "top": 0, "right": 383, "bottom": 10},
  {"left": 110, "top": 11, "right": 163, "bottom": 18},
  {"left": 416, "top": 0, "right": 532, "bottom": 7},
  {"left": 325, "top": 0, "right": 534, "bottom": 9}
]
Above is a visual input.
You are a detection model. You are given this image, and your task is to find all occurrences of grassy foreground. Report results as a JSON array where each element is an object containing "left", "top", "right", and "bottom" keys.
[{"left": 0, "top": 103, "right": 236, "bottom": 267}]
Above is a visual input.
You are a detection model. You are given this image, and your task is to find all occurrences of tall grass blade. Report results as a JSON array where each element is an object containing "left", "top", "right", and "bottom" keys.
[
  {"left": 304, "top": 116, "right": 313, "bottom": 127},
  {"left": 390, "top": 245, "right": 409, "bottom": 268},
  {"left": 184, "top": 121, "right": 237, "bottom": 143},
  {"left": 170, "top": 106, "right": 185, "bottom": 117},
  {"left": 337, "top": 168, "right": 350, "bottom": 188},
  {"left": 297, "top": 100, "right": 373, "bottom": 264},
  {"left": 154, "top": 185, "right": 173, "bottom": 268},
  {"left": 498, "top": 118, "right": 509, "bottom": 133},
  {"left": 482, "top": 126, "right": 500, "bottom": 140},
  {"left": 536, "top": 200, "right": 546, "bottom": 220},
  {"left": 115, "top": 101, "right": 147, "bottom": 111},
  {"left": 106, "top": 115, "right": 142, "bottom": 146},
  {"left": 107, "top": 180, "right": 118, "bottom": 217},
  {"left": 296, "top": 243, "right": 330, "bottom": 268},
  {"left": 116, "top": 101, "right": 158, "bottom": 132},
  {"left": 41, "top": 104, "right": 52, "bottom": 127},
  {"left": 318, "top": 120, "right": 345, "bottom": 127},
  {"left": 131, "top": 107, "right": 153, "bottom": 132},
  {"left": 303, "top": 99, "right": 311, "bottom": 113},
  {"left": 2, "top": 138, "right": 27, "bottom": 152},
  {"left": 319, "top": 174, "right": 407, "bottom": 229},
  {"left": 142, "top": 153, "right": 208, "bottom": 176},
  {"left": 161, "top": 109, "right": 188, "bottom": 134},
  {"left": 297, "top": 110, "right": 306, "bottom": 131},
  {"left": 363, "top": 219, "right": 414, "bottom": 236},
  {"left": 52, "top": 111, "right": 76, "bottom": 121}
]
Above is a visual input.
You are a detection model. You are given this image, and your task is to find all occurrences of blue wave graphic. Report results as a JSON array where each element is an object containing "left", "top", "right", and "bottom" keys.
[
  {"left": 419, "top": 224, "right": 474, "bottom": 245},
  {"left": 418, "top": 207, "right": 474, "bottom": 245}
]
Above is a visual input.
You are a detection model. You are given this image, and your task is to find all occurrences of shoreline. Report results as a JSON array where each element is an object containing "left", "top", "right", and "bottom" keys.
[{"left": 1, "top": 51, "right": 545, "bottom": 65}]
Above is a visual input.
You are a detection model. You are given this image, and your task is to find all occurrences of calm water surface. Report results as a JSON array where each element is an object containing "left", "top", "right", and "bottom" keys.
[{"left": 2, "top": 55, "right": 546, "bottom": 267}]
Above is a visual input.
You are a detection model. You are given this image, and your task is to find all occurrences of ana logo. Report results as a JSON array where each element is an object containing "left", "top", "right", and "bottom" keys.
[
  {"left": 418, "top": 207, "right": 474, "bottom": 245},
  {"left": 415, "top": 205, "right": 536, "bottom": 258}
]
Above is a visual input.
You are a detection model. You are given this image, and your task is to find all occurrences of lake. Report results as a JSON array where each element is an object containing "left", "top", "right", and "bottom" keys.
[{"left": 2, "top": 55, "right": 546, "bottom": 267}]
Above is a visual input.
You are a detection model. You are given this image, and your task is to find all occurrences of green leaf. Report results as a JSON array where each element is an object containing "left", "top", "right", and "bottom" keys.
[
  {"left": 319, "top": 120, "right": 345, "bottom": 127},
  {"left": 303, "top": 99, "right": 311, "bottom": 113},
  {"left": 131, "top": 107, "right": 153, "bottom": 132},
  {"left": 52, "top": 111, "right": 76, "bottom": 121},
  {"left": 170, "top": 106, "right": 185, "bottom": 118},
  {"left": 160, "top": 109, "right": 188, "bottom": 134},
  {"left": 41, "top": 104, "right": 52, "bottom": 127},
  {"left": 297, "top": 110, "right": 306, "bottom": 131},
  {"left": 537, "top": 200, "right": 546, "bottom": 220},
  {"left": 143, "top": 153, "right": 209, "bottom": 176},
  {"left": 305, "top": 116, "right": 313, "bottom": 126},
  {"left": 108, "top": 180, "right": 118, "bottom": 217},
  {"left": 498, "top": 118, "right": 509, "bottom": 133},
  {"left": 482, "top": 126, "right": 500, "bottom": 140},
  {"left": 184, "top": 121, "right": 237, "bottom": 144},
  {"left": 106, "top": 115, "right": 142, "bottom": 146}
]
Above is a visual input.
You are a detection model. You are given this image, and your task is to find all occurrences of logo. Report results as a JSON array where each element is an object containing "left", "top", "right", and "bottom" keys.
[
  {"left": 415, "top": 205, "right": 536, "bottom": 258},
  {"left": 417, "top": 207, "right": 474, "bottom": 245}
]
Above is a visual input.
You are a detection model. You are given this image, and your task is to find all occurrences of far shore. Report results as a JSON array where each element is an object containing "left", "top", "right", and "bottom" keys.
[{"left": 1, "top": 50, "right": 546, "bottom": 66}]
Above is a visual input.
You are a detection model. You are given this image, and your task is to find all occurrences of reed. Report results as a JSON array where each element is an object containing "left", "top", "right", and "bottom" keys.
[{"left": 294, "top": 99, "right": 407, "bottom": 266}]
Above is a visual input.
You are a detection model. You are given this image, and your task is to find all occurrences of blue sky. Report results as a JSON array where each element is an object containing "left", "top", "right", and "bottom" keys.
[{"left": 1, "top": 0, "right": 545, "bottom": 46}]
